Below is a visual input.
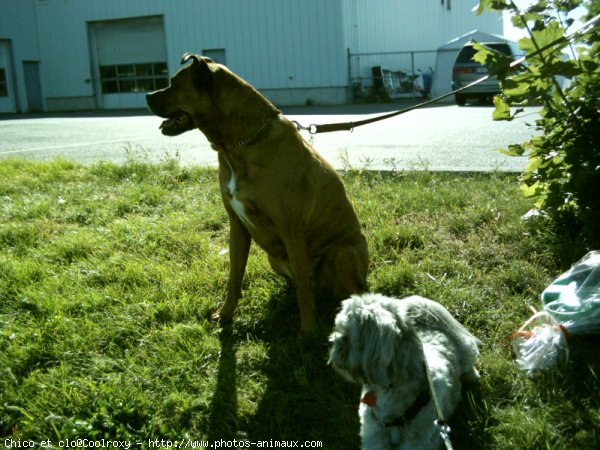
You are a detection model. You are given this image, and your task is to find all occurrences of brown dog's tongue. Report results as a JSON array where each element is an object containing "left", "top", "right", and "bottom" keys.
[{"left": 361, "top": 390, "right": 377, "bottom": 407}]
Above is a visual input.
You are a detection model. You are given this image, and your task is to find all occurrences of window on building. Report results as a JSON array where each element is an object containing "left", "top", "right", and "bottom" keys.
[
  {"left": 99, "top": 62, "right": 168, "bottom": 94},
  {"left": 0, "top": 68, "right": 8, "bottom": 97}
]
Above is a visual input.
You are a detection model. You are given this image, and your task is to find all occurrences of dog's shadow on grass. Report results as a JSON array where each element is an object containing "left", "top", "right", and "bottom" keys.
[
  {"left": 206, "top": 325, "right": 239, "bottom": 442},
  {"left": 241, "top": 288, "right": 361, "bottom": 449}
]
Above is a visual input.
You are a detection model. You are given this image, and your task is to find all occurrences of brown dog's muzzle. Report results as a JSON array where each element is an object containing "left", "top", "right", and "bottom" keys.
[{"left": 146, "top": 90, "right": 194, "bottom": 136}]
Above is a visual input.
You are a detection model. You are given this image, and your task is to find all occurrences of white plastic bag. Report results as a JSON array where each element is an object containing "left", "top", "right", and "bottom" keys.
[
  {"left": 511, "top": 310, "right": 569, "bottom": 377},
  {"left": 541, "top": 250, "right": 600, "bottom": 334},
  {"left": 512, "top": 251, "right": 600, "bottom": 375}
]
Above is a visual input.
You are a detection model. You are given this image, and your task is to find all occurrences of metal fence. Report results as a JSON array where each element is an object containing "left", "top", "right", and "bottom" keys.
[{"left": 347, "top": 49, "right": 438, "bottom": 103}]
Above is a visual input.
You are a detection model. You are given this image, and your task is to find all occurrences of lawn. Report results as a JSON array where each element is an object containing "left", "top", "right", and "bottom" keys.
[{"left": 1, "top": 157, "right": 598, "bottom": 449}]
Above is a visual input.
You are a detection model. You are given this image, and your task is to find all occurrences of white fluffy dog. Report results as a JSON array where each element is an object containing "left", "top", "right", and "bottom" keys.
[{"left": 328, "top": 293, "right": 480, "bottom": 450}]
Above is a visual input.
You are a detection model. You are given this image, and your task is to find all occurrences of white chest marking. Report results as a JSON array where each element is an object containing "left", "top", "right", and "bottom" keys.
[{"left": 224, "top": 157, "right": 254, "bottom": 229}]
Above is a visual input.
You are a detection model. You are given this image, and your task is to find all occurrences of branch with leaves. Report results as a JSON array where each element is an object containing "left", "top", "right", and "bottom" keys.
[{"left": 475, "top": 0, "right": 600, "bottom": 249}]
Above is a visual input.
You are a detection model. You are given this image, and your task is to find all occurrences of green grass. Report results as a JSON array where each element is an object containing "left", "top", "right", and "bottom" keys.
[{"left": 1, "top": 157, "right": 599, "bottom": 449}]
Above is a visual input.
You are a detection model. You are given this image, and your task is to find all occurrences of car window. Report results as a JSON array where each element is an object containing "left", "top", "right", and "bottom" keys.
[
  {"left": 456, "top": 43, "right": 513, "bottom": 65},
  {"left": 487, "top": 43, "right": 512, "bottom": 56},
  {"left": 456, "top": 46, "right": 478, "bottom": 64}
]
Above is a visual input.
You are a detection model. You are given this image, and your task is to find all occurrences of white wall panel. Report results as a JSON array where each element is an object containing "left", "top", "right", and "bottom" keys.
[
  {"left": 4, "top": 0, "right": 505, "bottom": 109},
  {"left": 32, "top": 0, "right": 346, "bottom": 97},
  {"left": 343, "top": 0, "right": 502, "bottom": 54},
  {"left": 159, "top": 0, "right": 347, "bottom": 90}
]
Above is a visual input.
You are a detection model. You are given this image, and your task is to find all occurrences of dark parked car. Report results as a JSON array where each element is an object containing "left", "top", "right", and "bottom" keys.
[{"left": 452, "top": 41, "right": 521, "bottom": 106}]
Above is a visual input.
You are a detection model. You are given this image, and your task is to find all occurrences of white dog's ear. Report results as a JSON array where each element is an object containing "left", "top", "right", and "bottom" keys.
[
  {"left": 330, "top": 325, "right": 372, "bottom": 384},
  {"left": 328, "top": 331, "right": 349, "bottom": 366},
  {"left": 388, "top": 319, "right": 423, "bottom": 382},
  {"left": 356, "top": 314, "right": 406, "bottom": 386}
]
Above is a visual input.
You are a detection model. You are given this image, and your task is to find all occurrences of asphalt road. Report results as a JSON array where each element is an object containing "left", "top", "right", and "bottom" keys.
[{"left": 0, "top": 103, "right": 538, "bottom": 171}]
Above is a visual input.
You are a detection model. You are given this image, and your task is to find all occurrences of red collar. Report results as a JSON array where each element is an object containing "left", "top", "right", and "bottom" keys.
[
  {"left": 362, "top": 388, "right": 431, "bottom": 428},
  {"left": 361, "top": 390, "right": 377, "bottom": 407}
]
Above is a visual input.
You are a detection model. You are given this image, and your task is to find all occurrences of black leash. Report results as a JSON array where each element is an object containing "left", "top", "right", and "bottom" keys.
[{"left": 294, "top": 13, "right": 600, "bottom": 135}]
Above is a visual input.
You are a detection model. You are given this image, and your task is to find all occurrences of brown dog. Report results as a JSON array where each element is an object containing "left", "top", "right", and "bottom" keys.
[{"left": 146, "top": 53, "right": 368, "bottom": 335}]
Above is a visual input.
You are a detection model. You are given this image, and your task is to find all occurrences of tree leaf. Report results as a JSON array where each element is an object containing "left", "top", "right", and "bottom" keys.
[
  {"left": 545, "top": 60, "right": 584, "bottom": 78},
  {"left": 503, "top": 78, "right": 532, "bottom": 96},
  {"left": 473, "top": 0, "right": 512, "bottom": 15},
  {"left": 531, "top": 21, "right": 565, "bottom": 50},
  {"left": 520, "top": 181, "right": 542, "bottom": 199},
  {"left": 472, "top": 43, "right": 514, "bottom": 80},
  {"left": 492, "top": 96, "right": 512, "bottom": 121},
  {"left": 499, "top": 144, "right": 526, "bottom": 156}
]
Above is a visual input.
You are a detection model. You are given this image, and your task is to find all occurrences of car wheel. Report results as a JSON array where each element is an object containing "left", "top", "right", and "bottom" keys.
[{"left": 455, "top": 94, "right": 467, "bottom": 106}]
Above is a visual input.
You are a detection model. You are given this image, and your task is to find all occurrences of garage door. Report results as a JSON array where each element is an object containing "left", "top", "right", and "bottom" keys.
[{"left": 92, "top": 16, "right": 168, "bottom": 109}]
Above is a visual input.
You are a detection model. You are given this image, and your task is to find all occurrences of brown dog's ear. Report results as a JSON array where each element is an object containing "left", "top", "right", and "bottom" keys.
[
  {"left": 180, "top": 53, "right": 195, "bottom": 66},
  {"left": 180, "top": 52, "right": 199, "bottom": 65},
  {"left": 180, "top": 53, "right": 213, "bottom": 87},
  {"left": 180, "top": 53, "right": 214, "bottom": 65}
]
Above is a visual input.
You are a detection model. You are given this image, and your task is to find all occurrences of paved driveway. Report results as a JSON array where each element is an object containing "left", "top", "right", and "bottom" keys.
[{"left": 0, "top": 103, "right": 537, "bottom": 171}]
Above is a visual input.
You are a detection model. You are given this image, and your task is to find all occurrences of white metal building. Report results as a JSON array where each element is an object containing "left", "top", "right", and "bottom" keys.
[{"left": 0, "top": 0, "right": 502, "bottom": 113}]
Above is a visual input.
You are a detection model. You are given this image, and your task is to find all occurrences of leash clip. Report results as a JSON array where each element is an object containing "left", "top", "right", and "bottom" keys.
[
  {"left": 292, "top": 120, "right": 318, "bottom": 135},
  {"left": 435, "top": 419, "right": 454, "bottom": 450}
]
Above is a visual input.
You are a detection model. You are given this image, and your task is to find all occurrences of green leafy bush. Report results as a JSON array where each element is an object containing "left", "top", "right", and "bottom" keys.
[{"left": 476, "top": 0, "right": 600, "bottom": 250}]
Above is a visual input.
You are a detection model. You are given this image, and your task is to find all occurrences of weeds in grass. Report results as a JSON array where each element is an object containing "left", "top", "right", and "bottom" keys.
[{"left": 0, "top": 158, "right": 599, "bottom": 448}]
